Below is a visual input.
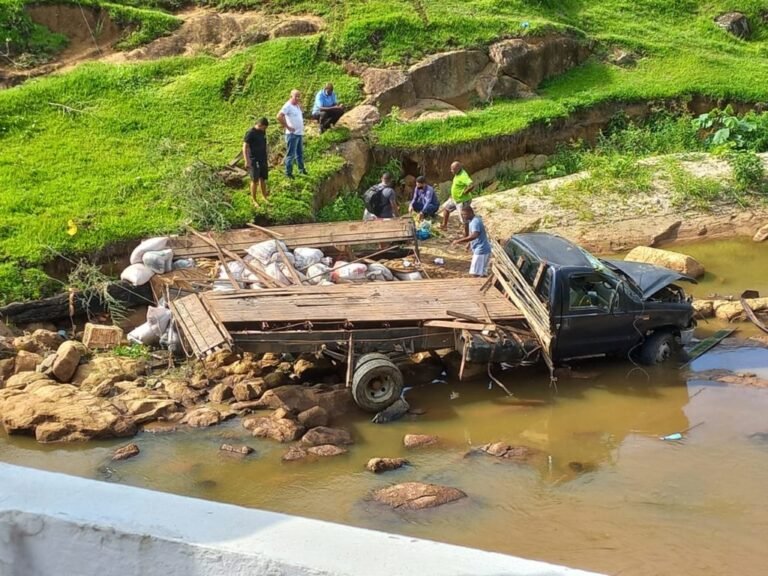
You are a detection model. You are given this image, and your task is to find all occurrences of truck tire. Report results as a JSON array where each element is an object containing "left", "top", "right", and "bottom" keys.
[
  {"left": 352, "top": 358, "right": 403, "bottom": 413},
  {"left": 638, "top": 330, "right": 676, "bottom": 365},
  {"left": 355, "top": 352, "right": 391, "bottom": 370}
]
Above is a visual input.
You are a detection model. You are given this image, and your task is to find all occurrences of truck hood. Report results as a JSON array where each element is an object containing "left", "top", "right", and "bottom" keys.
[{"left": 604, "top": 259, "right": 696, "bottom": 300}]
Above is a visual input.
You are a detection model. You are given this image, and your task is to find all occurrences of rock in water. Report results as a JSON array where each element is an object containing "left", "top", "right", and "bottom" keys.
[
  {"left": 244, "top": 416, "right": 304, "bottom": 443},
  {"left": 372, "top": 482, "right": 466, "bottom": 510},
  {"left": 307, "top": 444, "right": 348, "bottom": 457},
  {"left": 220, "top": 444, "right": 254, "bottom": 456},
  {"left": 366, "top": 457, "right": 409, "bottom": 473},
  {"left": 301, "top": 426, "right": 353, "bottom": 447},
  {"left": 112, "top": 443, "right": 140, "bottom": 461},
  {"left": 371, "top": 398, "right": 409, "bottom": 424},
  {"left": 625, "top": 246, "right": 705, "bottom": 278},
  {"left": 477, "top": 442, "right": 543, "bottom": 463},
  {"left": 403, "top": 433, "right": 439, "bottom": 449}
]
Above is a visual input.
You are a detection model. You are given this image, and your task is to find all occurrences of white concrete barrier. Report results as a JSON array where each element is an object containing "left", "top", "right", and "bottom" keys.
[{"left": 0, "top": 463, "right": 603, "bottom": 576}]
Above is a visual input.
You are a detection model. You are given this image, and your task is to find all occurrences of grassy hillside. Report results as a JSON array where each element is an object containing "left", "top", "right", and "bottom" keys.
[{"left": 2, "top": 0, "right": 768, "bottom": 304}]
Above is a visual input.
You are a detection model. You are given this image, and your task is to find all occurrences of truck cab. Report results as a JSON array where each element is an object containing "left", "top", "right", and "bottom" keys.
[{"left": 504, "top": 233, "right": 696, "bottom": 364}]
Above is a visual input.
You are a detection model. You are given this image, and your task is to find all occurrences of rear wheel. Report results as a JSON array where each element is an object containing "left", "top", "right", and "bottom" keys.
[
  {"left": 638, "top": 331, "right": 676, "bottom": 365},
  {"left": 352, "top": 358, "right": 403, "bottom": 412}
]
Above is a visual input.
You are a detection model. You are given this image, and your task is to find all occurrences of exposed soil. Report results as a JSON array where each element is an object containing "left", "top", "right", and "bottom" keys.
[{"left": 473, "top": 152, "right": 768, "bottom": 253}]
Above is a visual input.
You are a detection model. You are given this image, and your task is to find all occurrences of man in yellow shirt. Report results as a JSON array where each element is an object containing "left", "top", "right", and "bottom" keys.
[{"left": 440, "top": 161, "right": 476, "bottom": 234}]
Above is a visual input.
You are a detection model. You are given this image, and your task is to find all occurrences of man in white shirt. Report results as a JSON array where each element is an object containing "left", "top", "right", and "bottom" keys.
[{"left": 277, "top": 89, "right": 307, "bottom": 178}]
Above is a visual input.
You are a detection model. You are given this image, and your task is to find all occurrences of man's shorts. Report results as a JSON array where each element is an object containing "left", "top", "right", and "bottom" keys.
[
  {"left": 469, "top": 252, "right": 490, "bottom": 277},
  {"left": 249, "top": 159, "right": 268, "bottom": 181},
  {"left": 441, "top": 198, "right": 472, "bottom": 222}
]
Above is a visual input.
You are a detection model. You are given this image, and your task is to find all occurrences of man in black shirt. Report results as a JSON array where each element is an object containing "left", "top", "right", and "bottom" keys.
[{"left": 242, "top": 117, "right": 269, "bottom": 207}]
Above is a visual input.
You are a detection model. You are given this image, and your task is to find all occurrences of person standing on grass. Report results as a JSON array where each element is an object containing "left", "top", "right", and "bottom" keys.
[
  {"left": 452, "top": 205, "right": 491, "bottom": 277},
  {"left": 277, "top": 89, "right": 307, "bottom": 179},
  {"left": 362, "top": 172, "right": 398, "bottom": 221},
  {"left": 242, "top": 117, "right": 269, "bottom": 207},
  {"left": 311, "top": 83, "right": 345, "bottom": 134},
  {"left": 440, "top": 160, "right": 476, "bottom": 234},
  {"left": 408, "top": 175, "right": 439, "bottom": 220}
]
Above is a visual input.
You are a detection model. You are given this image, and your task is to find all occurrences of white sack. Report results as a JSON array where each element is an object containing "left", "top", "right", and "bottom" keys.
[
  {"left": 130, "top": 237, "right": 169, "bottom": 265},
  {"left": 120, "top": 263, "right": 154, "bottom": 287}
]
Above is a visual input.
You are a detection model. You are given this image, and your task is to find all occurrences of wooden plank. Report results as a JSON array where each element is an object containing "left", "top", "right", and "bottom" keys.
[
  {"left": 170, "top": 294, "right": 232, "bottom": 358},
  {"left": 423, "top": 320, "right": 496, "bottom": 331},
  {"left": 532, "top": 261, "right": 547, "bottom": 293}
]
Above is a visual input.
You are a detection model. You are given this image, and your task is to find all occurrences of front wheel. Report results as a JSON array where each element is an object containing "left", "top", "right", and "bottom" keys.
[
  {"left": 351, "top": 358, "right": 403, "bottom": 412},
  {"left": 637, "top": 331, "right": 676, "bottom": 365}
]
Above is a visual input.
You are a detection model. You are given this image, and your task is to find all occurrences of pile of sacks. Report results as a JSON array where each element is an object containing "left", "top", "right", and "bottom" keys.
[{"left": 119, "top": 237, "right": 193, "bottom": 287}]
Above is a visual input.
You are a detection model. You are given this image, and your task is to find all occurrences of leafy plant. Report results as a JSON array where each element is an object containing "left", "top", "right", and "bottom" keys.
[
  {"left": 692, "top": 106, "right": 757, "bottom": 150},
  {"left": 112, "top": 343, "right": 150, "bottom": 359},
  {"left": 317, "top": 189, "right": 365, "bottom": 221},
  {"left": 727, "top": 150, "right": 766, "bottom": 193},
  {"left": 66, "top": 259, "right": 128, "bottom": 324}
]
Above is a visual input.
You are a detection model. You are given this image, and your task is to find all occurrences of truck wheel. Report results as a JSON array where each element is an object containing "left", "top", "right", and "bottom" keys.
[
  {"left": 355, "top": 352, "right": 391, "bottom": 370},
  {"left": 352, "top": 358, "right": 403, "bottom": 413},
  {"left": 638, "top": 331, "right": 676, "bottom": 365}
]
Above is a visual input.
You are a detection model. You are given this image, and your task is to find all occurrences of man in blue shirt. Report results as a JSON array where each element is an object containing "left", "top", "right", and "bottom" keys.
[
  {"left": 408, "top": 176, "right": 439, "bottom": 220},
  {"left": 311, "top": 83, "right": 345, "bottom": 133},
  {"left": 452, "top": 205, "right": 491, "bottom": 277}
]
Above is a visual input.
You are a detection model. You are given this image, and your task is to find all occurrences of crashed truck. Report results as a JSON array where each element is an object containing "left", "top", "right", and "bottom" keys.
[{"left": 124, "top": 220, "right": 695, "bottom": 413}]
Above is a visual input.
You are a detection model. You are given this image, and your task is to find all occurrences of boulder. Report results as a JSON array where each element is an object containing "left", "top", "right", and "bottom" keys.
[
  {"left": 259, "top": 352, "right": 282, "bottom": 370},
  {"left": 403, "top": 433, "right": 439, "bottom": 449},
  {"left": 262, "top": 369, "right": 290, "bottom": 390},
  {"left": 408, "top": 50, "right": 489, "bottom": 101},
  {"left": 112, "top": 443, "right": 140, "bottom": 461},
  {"left": 398, "top": 99, "right": 465, "bottom": 122},
  {"left": 50, "top": 341, "right": 82, "bottom": 383},
  {"left": 372, "top": 482, "right": 466, "bottom": 510},
  {"left": 714, "top": 297, "right": 768, "bottom": 321},
  {"left": 12, "top": 329, "right": 63, "bottom": 354},
  {"left": 624, "top": 246, "right": 705, "bottom": 278},
  {"left": 337, "top": 105, "right": 381, "bottom": 136},
  {"left": 243, "top": 415, "right": 304, "bottom": 442},
  {"left": 163, "top": 379, "right": 205, "bottom": 407},
  {"left": 73, "top": 356, "right": 146, "bottom": 389},
  {"left": 270, "top": 18, "right": 319, "bottom": 38},
  {"left": 301, "top": 426, "right": 353, "bottom": 446},
  {"left": 360, "top": 67, "right": 416, "bottom": 113},
  {"left": 182, "top": 407, "right": 222, "bottom": 428},
  {"left": 292, "top": 353, "right": 336, "bottom": 382},
  {"left": 489, "top": 36, "right": 589, "bottom": 89},
  {"left": 205, "top": 349, "right": 238, "bottom": 370},
  {"left": 366, "top": 457, "right": 408, "bottom": 473},
  {"left": 4, "top": 371, "right": 48, "bottom": 390},
  {"left": 297, "top": 406, "right": 329, "bottom": 428},
  {"left": 0, "top": 358, "right": 14, "bottom": 383},
  {"left": 208, "top": 382, "right": 233, "bottom": 403},
  {"left": 257, "top": 385, "right": 317, "bottom": 412},
  {"left": 232, "top": 379, "right": 260, "bottom": 402},
  {"left": 0, "top": 381, "right": 137, "bottom": 443},
  {"left": 224, "top": 353, "right": 262, "bottom": 377},
  {"left": 753, "top": 223, "right": 768, "bottom": 242},
  {"left": 14, "top": 351, "right": 43, "bottom": 374},
  {"left": 314, "top": 387, "right": 355, "bottom": 418},
  {"left": 282, "top": 446, "right": 308, "bottom": 462},
  {"left": 693, "top": 299, "right": 715, "bottom": 319},
  {"left": 122, "top": 397, "right": 181, "bottom": 424},
  {"left": 307, "top": 444, "right": 348, "bottom": 457},
  {"left": 338, "top": 139, "right": 371, "bottom": 190},
  {"left": 715, "top": 12, "right": 750, "bottom": 39}
]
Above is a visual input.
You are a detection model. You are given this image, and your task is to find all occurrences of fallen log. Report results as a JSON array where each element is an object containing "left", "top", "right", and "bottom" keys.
[{"left": 0, "top": 282, "right": 152, "bottom": 325}]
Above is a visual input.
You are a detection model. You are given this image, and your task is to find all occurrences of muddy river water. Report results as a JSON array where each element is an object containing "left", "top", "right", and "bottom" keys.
[{"left": 2, "top": 239, "right": 768, "bottom": 576}]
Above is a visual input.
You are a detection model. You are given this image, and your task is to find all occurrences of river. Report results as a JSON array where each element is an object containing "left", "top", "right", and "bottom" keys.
[{"left": 2, "top": 238, "right": 768, "bottom": 576}]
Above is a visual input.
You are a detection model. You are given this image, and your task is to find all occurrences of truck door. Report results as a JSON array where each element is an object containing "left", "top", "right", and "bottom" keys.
[{"left": 554, "top": 272, "right": 637, "bottom": 361}]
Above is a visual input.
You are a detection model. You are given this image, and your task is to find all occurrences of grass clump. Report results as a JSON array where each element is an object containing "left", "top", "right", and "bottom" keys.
[
  {"left": 0, "top": 264, "right": 57, "bottom": 306},
  {"left": 67, "top": 259, "right": 128, "bottom": 323}
]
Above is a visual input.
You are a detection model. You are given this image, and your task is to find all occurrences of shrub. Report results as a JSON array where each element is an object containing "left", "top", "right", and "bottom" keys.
[
  {"left": 727, "top": 150, "right": 766, "bottom": 193},
  {"left": 0, "top": 264, "right": 58, "bottom": 306}
]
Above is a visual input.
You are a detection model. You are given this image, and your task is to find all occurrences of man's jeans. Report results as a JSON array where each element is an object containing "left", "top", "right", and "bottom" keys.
[{"left": 284, "top": 133, "right": 305, "bottom": 176}]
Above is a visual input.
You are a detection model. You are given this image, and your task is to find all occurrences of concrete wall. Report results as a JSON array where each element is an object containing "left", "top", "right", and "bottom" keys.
[{"left": 0, "top": 463, "right": 603, "bottom": 576}]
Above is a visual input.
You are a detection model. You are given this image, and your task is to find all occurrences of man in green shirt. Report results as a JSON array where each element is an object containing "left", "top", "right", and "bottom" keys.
[{"left": 441, "top": 161, "right": 476, "bottom": 234}]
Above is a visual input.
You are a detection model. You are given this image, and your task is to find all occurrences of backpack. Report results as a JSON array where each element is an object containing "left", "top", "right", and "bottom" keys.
[{"left": 363, "top": 183, "right": 387, "bottom": 215}]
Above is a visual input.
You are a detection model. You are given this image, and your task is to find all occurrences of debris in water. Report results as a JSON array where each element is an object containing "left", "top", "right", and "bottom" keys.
[
  {"left": 450, "top": 391, "right": 460, "bottom": 400},
  {"left": 660, "top": 421, "right": 704, "bottom": 441},
  {"left": 371, "top": 398, "right": 410, "bottom": 424}
]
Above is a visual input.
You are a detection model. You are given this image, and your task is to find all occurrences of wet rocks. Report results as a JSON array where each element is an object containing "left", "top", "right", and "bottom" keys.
[
  {"left": 282, "top": 445, "right": 309, "bottom": 462},
  {"left": 208, "top": 382, "right": 233, "bottom": 403},
  {"left": 307, "top": 444, "right": 348, "bottom": 457},
  {"left": 372, "top": 482, "right": 466, "bottom": 510},
  {"left": 715, "top": 12, "right": 751, "bottom": 39},
  {"left": 297, "top": 406, "right": 329, "bottom": 428},
  {"left": 182, "top": 406, "right": 222, "bottom": 428},
  {"left": 220, "top": 443, "right": 254, "bottom": 456},
  {"left": 244, "top": 414, "right": 305, "bottom": 442},
  {"left": 371, "top": 398, "right": 409, "bottom": 424},
  {"left": 301, "top": 426, "right": 353, "bottom": 447},
  {"left": 366, "top": 457, "right": 408, "bottom": 473},
  {"left": 753, "top": 223, "right": 768, "bottom": 242},
  {"left": 403, "top": 433, "right": 439, "bottom": 449},
  {"left": 476, "top": 442, "right": 543, "bottom": 462},
  {"left": 112, "top": 443, "right": 140, "bottom": 461},
  {"left": 262, "top": 369, "right": 290, "bottom": 390},
  {"left": 232, "top": 379, "right": 260, "bottom": 402},
  {"left": 625, "top": 246, "right": 705, "bottom": 278}
]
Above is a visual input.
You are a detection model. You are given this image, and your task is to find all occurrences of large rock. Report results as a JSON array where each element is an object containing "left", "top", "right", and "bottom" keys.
[
  {"left": 182, "top": 406, "right": 222, "bottom": 428},
  {"left": 73, "top": 355, "right": 146, "bottom": 389},
  {"left": 624, "top": 246, "right": 705, "bottom": 278},
  {"left": 360, "top": 67, "right": 416, "bottom": 113},
  {"left": 301, "top": 426, "right": 353, "bottom": 446},
  {"left": 477, "top": 442, "right": 543, "bottom": 462},
  {"left": 307, "top": 444, "right": 348, "bottom": 457},
  {"left": 13, "top": 329, "right": 63, "bottom": 354},
  {"left": 14, "top": 351, "right": 42, "bottom": 374},
  {"left": 753, "top": 223, "right": 768, "bottom": 242},
  {"left": 4, "top": 371, "right": 48, "bottom": 390},
  {"left": 337, "top": 105, "right": 381, "bottom": 136},
  {"left": 208, "top": 382, "right": 233, "bottom": 403},
  {"left": 408, "top": 50, "right": 489, "bottom": 102},
  {"left": 403, "top": 433, "right": 439, "bottom": 449},
  {"left": 715, "top": 12, "right": 751, "bottom": 39},
  {"left": 297, "top": 406, "right": 329, "bottom": 428},
  {"left": 243, "top": 415, "right": 304, "bottom": 442},
  {"left": 292, "top": 353, "right": 336, "bottom": 382},
  {"left": 262, "top": 369, "right": 290, "bottom": 390},
  {"left": 489, "top": 36, "right": 589, "bottom": 89},
  {"left": 314, "top": 388, "right": 355, "bottom": 418},
  {"left": 338, "top": 139, "right": 371, "bottom": 190},
  {"left": 50, "top": 341, "right": 82, "bottom": 383},
  {"left": 270, "top": 18, "right": 319, "bottom": 38},
  {"left": 257, "top": 385, "right": 317, "bottom": 412},
  {"left": 366, "top": 457, "right": 409, "bottom": 473},
  {"left": 0, "top": 381, "right": 137, "bottom": 442},
  {"left": 163, "top": 378, "right": 206, "bottom": 407},
  {"left": 121, "top": 396, "right": 181, "bottom": 424},
  {"left": 372, "top": 482, "right": 466, "bottom": 510},
  {"left": 398, "top": 99, "right": 465, "bottom": 122},
  {"left": 232, "top": 379, "right": 260, "bottom": 402},
  {"left": 714, "top": 297, "right": 768, "bottom": 321},
  {"left": 112, "top": 443, "right": 140, "bottom": 461}
]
